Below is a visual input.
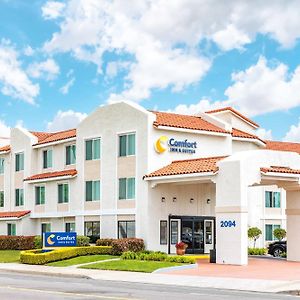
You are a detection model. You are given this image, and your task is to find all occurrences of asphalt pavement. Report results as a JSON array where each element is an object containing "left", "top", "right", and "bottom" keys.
[{"left": 0, "top": 270, "right": 298, "bottom": 300}]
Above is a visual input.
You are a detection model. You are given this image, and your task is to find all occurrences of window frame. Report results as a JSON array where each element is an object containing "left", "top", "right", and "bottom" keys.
[
  {"left": 84, "top": 221, "right": 100, "bottom": 238},
  {"left": 118, "top": 133, "right": 136, "bottom": 157},
  {"left": 265, "top": 191, "right": 281, "bottom": 208},
  {"left": 65, "top": 222, "right": 76, "bottom": 232},
  {"left": 15, "top": 152, "right": 24, "bottom": 172},
  {"left": 118, "top": 177, "right": 135, "bottom": 200},
  {"left": 85, "top": 180, "right": 100, "bottom": 201},
  {"left": 0, "top": 158, "right": 4, "bottom": 174},
  {"left": 118, "top": 221, "right": 136, "bottom": 239},
  {"left": 160, "top": 220, "right": 168, "bottom": 245},
  {"left": 43, "top": 149, "right": 53, "bottom": 169},
  {"left": 15, "top": 188, "right": 24, "bottom": 206},
  {"left": 7, "top": 223, "right": 16, "bottom": 236},
  {"left": 66, "top": 144, "right": 76, "bottom": 165},
  {"left": 0, "top": 190, "right": 4, "bottom": 207},
  {"left": 265, "top": 224, "right": 281, "bottom": 241},
  {"left": 35, "top": 185, "right": 45, "bottom": 205},
  {"left": 58, "top": 182, "right": 69, "bottom": 204},
  {"left": 85, "top": 138, "right": 101, "bottom": 161}
]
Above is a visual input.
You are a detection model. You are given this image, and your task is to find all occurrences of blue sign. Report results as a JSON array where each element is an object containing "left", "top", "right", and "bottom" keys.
[
  {"left": 44, "top": 232, "right": 77, "bottom": 247},
  {"left": 220, "top": 220, "right": 236, "bottom": 228}
]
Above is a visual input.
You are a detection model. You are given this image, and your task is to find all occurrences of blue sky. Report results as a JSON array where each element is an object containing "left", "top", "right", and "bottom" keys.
[{"left": 1, "top": 0, "right": 300, "bottom": 143}]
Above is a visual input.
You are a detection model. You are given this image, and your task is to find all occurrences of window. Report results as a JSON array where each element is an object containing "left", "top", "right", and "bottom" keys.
[
  {"left": 15, "top": 189, "right": 24, "bottom": 206},
  {"left": 118, "top": 221, "right": 135, "bottom": 238},
  {"left": 15, "top": 152, "right": 24, "bottom": 171},
  {"left": 66, "top": 145, "right": 76, "bottom": 165},
  {"left": 265, "top": 191, "right": 281, "bottom": 208},
  {"left": 85, "top": 138, "right": 100, "bottom": 160},
  {"left": 7, "top": 224, "right": 16, "bottom": 236},
  {"left": 119, "top": 133, "right": 136, "bottom": 157},
  {"left": 171, "top": 221, "right": 178, "bottom": 244},
  {"left": 65, "top": 222, "right": 76, "bottom": 232},
  {"left": 35, "top": 186, "right": 45, "bottom": 205},
  {"left": 58, "top": 183, "right": 69, "bottom": 203},
  {"left": 119, "top": 178, "right": 135, "bottom": 200},
  {"left": 265, "top": 224, "right": 281, "bottom": 241},
  {"left": 0, "top": 158, "right": 4, "bottom": 174},
  {"left": 84, "top": 221, "right": 100, "bottom": 242},
  {"left": 160, "top": 220, "right": 168, "bottom": 245},
  {"left": 85, "top": 181, "right": 100, "bottom": 201},
  {"left": 43, "top": 149, "right": 52, "bottom": 169},
  {"left": 0, "top": 191, "right": 3, "bottom": 207},
  {"left": 41, "top": 223, "right": 51, "bottom": 234}
]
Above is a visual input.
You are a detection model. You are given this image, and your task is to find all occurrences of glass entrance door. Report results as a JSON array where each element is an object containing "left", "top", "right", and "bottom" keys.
[{"left": 181, "top": 219, "right": 204, "bottom": 254}]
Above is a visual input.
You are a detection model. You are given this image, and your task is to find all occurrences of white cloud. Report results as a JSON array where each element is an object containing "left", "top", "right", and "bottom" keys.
[
  {"left": 105, "top": 61, "right": 130, "bottom": 79},
  {"left": 47, "top": 110, "right": 87, "bottom": 132},
  {"left": 42, "top": 1, "right": 65, "bottom": 20},
  {"left": 0, "top": 119, "right": 10, "bottom": 146},
  {"left": 27, "top": 58, "right": 60, "bottom": 81},
  {"left": 283, "top": 119, "right": 300, "bottom": 142},
  {"left": 256, "top": 128, "right": 273, "bottom": 140},
  {"left": 0, "top": 39, "right": 39, "bottom": 104},
  {"left": 59, "top": 77, "right": 75, "bottom": 94},
  {"left": 224, "top": 56, "right": 300, "bottom": 116},
  {"left": 23, "top": 45, "right": 34, "bottom": 56}
]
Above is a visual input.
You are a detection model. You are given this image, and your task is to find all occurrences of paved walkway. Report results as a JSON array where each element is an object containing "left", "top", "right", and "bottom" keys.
[{"left": 1, "top": 257, "right": 300, "bottom": 293}]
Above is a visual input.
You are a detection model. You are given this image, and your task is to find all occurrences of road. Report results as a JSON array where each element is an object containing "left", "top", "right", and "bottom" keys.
[{"left": 0, "top": 271, "right": 297, "bottom": 300}]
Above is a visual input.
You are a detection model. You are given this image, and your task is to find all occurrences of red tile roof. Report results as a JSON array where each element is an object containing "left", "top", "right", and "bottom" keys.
[
  {"left": 206, "top": 107, "right": 259, "bottom": 128},
  {"left": 32, "top": 129, "right": 76, "bottom": 146},
  {"left": 232, "top": 128, "right": 265, "bottom": 144},
  {"left": 265, "top": 140, "right": 300, "bottom": 154},
  {"left": 0, "top": 210, "right": 31, "bottom": 219},
  {"left": 151, "top": 111, "right": 229, "bottom": 134},
  {"left": 0, "top": 145, "right": 11, "bottom": 152},
  {"left": 24, "top": 169, "right": 77, "bottom": 181},
  {"left": 261, "top": 166, "right": 300, "bottom": 175},
  {"left": 144, "top": 156, "right": 227, "bottom": 178}
]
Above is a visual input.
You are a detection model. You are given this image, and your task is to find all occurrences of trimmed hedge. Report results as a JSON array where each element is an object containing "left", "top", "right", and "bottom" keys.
[
  {"left": 111, "top": 238, "right": 145, "bottom": 255},
  {"left": 121, "top": 251, "right": 196, "bottom": 264},
  {"left": 248, "top": 247, "right": 267, "bottom": 255},
  {"left": 96, "top": 238, "right": 115, "bottom": 246},
  {"left": 20, "top": 246, "right": 112, "bottom": 265},
  {"left": 77, "top": 236, "right": 90, "bottom": 247},
  {"left": 0, "top": 235, "right": 35, "bottom": 250}
]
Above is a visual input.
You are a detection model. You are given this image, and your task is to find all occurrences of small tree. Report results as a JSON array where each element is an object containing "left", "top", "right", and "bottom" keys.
[
  {"left": 248, "top": 227, "right": 262, "bottom": 248},
  {"left": 273, "top": 228, "right": 286, "bottom": 241}
]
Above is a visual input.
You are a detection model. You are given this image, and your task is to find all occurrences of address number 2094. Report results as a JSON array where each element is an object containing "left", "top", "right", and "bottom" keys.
[{"left": 220, "top": 220, "right": 236, "bottom": 228}]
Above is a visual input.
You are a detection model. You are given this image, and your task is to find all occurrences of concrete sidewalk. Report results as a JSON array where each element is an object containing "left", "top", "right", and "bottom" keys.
[{"left": 0, "top": 262, "right": 299, "bottom": 294}]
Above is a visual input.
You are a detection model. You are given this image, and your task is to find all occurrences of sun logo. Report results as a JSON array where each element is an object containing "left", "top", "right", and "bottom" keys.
[
  {"left": 154, "top": 136, "right": 168, "bottom": 153},
  {"left": 47, "top": 234, "right": 55, "bottom": 245}
]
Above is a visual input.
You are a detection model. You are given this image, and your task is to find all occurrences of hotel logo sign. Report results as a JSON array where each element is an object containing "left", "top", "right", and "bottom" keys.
[
  {"left": 44, "top": 232, "right": 77, "bottom": 247},
  {"left": 155, "top": 136, "right": 197, "bottom": 154}
]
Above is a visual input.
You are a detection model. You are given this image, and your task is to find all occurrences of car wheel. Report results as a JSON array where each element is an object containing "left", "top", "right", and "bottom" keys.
[{"left": 273, "top": 248, "right": 283, "bottom": 257}]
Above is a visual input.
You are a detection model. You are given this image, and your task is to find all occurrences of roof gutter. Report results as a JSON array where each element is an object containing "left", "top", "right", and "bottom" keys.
[{"left": 32, "top": 137, "right": 76, "bottom": 149}]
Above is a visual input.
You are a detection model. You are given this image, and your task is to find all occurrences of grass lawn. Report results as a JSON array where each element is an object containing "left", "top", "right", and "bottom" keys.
[
  {"left": 0, "top": 250, "right": 20, "bottom": 263},
  {"left": 47, "top": 255, "right": 119, "bottom": 267},
  {"left": 80, "top": 259, "right": 186, "bottom": 273}
]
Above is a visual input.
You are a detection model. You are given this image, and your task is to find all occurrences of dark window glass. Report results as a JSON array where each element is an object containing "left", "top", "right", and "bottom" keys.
[
  {"left": 118, "top": 221, "right": 135, "bottom": 238},
  {"left": 160, "top": 220, "right": 168, "bottom": 245},
  {"left": 171, "top": 221, "right": 178, "bottom": 244}
]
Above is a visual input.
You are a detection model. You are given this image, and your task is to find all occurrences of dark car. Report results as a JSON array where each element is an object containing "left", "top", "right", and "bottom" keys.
[{"left": 268, "top": 241, "right": 286, "bottom": 257}]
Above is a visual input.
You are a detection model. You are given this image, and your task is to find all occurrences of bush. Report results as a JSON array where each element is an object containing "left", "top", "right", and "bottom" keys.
[
  {"left": 121, "top": 251, "right": 196, "bottom": 264},
  {"left": 273, "top": 228, "right": 286, "bottom": 241},
  {"left": 96, "top": 238, "right": 116, "bottom": 246},
  {"left": 248, "top": 247, "right": 267, "bottom": 255},
  {"left": 20, "top": 246, "right": 112, "bottom": 265},
  {"left": 248, "top": 227, "right": 262, "bottom": 248},
  {"left": 77, "top": 236, "right": 90, "bottom": 247},
  {"left": 280, "top": 252, "right": 287, "bottom": 258},
  {"left": 34, "top": 236, "right": 42, "bottom": 249},
  {"left": 0, "top": 236, "right": 35, "bottom": 250},
  {"left": 111, "top": 238, "right": 145, "bottom": 255}
]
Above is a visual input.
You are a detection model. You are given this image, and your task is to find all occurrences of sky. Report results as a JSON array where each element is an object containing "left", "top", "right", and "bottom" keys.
[{"left": 1, "top": 0, "right": 300, "bottom": 145}]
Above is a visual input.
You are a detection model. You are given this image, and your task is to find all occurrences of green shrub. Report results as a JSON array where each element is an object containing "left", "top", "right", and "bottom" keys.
[
  {"left": 111, "top": 238, "right": 145, "bottom": 255},
  {"left": 0, "top": 235, "right": 35, "bottom": 250},
  {"left": 280, "top": 252, "right": 287, "bottom": 258},
  {"left": 20, "top": 246, "right": 112, "bottom": 265},
  {"left": 248, "top": 247, "right": 266, "bottom": 255},
  {"left": 34, "top": 236, "right": 42, "bottom": 249},
  {"left": 167, "top": 255, "right": 196, "bottom": 264},
  {"left": 96, "top": 238, "right": 116, "bottom": 246},
  {"left": 77, "top": 236, "right": 90, "bottom": 247}
]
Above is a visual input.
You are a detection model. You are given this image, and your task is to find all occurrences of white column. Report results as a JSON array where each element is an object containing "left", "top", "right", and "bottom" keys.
[
  {"left": 286, "top": 190, "right": 300, "bottom": 262},
  {"left": 215, "top": 160, "right": 248, "bottom": 265},
  {"left": 75, "top": 215, "right": 84, "bottom": 235}
]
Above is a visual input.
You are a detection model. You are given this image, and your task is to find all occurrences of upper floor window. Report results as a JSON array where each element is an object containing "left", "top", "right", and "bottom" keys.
[
  {"left": 15, "top": 188, "right": 24, "bottom": 206},
  {"left": 43, "top": 149, "right": 52, "bottom": 169},
  {"left": 66, "top": 145, "right": 76, "bottom": 165},
  {"left": 85, "top": 180, "right": 100, "bottom": 201},
  {"left": 58, "top": 183, "right": 69, "bottom": 203},
  {"left": 119, "top": 133, "right": 135, "bottom": 157},
  {"left": 0, "top": 191, "right": 4, "bottom": 207},
  {"left": 119, "top": 177, "right": 135, "bottom": 200},
  {"left": 265, "top": 191, "right": 280, "bottom": 208},
  {"left": 15, "top": 152, "right": 24, "bottom": 172},
  {"left": 35, "top": 186, "right": 45, "bottom": 205},
  {"left": 0, "top": 158, "right": 4, "bottom": 174},
  {"left": 85, "top": 138, "right": 100, "bottom": 160}
]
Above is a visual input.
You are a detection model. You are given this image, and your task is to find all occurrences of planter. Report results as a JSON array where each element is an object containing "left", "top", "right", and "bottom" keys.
[{"left": 176, "top": 248, "right": 186, "bottom": 255}]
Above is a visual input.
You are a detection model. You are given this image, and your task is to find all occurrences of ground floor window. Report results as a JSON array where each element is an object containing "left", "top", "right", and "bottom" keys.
[
  {"left": 265, "top": 224, "right": 280, "bottom": 241},
  {"left": 84, "top": 221, "right": 100, "bottom": 243},
  {"left": 160, "top": 220, "right": 168, "bottom": 245},
  {"left": 65, "top": 222, "right": 76, "bottom": 232},
  {"left": 41, "top": 223, "right": 51, "bottom": 234},
  {"left": 171, "top": 220, "right": 179, "bottom": 244},
  {"left": 118, "top": 221, "right": 135, "bottom": 238},
  {"left": 7, "top": 223, "right": 16, "bottom": 236}
]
